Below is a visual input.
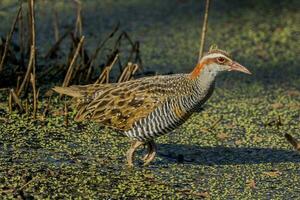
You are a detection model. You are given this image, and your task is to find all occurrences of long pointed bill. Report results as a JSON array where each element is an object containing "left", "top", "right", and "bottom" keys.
[{"left": 229, "top": 61, "right": 251, "bottom": 74}]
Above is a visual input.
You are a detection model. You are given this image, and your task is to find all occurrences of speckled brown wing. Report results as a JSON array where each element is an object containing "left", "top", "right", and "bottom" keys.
[{"left": 73, "top": 75, "right": 190, "bottom": 131}]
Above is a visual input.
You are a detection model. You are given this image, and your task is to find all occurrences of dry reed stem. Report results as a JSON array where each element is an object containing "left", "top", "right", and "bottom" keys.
[
  {"left": 94, "top": 54, "right": 119, "bottom": 84},
  {"left": 10, "top": 89, "right": 23, "bottom": 112},
  {"left": 62, "top": 36, "right": 85, "bottom": 87},
  {"left": 18, "top": 3, "right": 25, "bottom": 68},
  {"left": 28, "top": 0, "right": 36, "bottom": 47},
  {"left": 8, "top": 91, "right": 12, "bottom": 113},
  {"left": 126, "top": 42, "right": 139, "bottom": 65},
  {"left": 16, "top": 76, "right": 22, "bottom": 92},
  {"left": 30, "top": 73, "right": 37, "bottom": 119},
  {"left": 0, "top": 6, "right": 22, "bottom": 72},
  {"left": 127, "top": 64, "right": 139, "bottom": 80},
  {"left": 95, "top": 68, "right": 109, "bottom": 84},
  {"left": 17, "top": 45, "right": 35, "bottom": 96},
  {"left": 117, "top": 66, "right": 129, "bottom": 83},
  {"left": 198, "top": 0, "right": 210, "bottom": 60},
  {"left": 28, "top": 0, "right": 36, "bottom": 75},
  {"left": 133, "top": 42, "right": 143, "bottom": 69},
  {"left": 17, "top": 0, "right": 36, "bottom": 96},
  {"left": 80, "top": 46, "right": 85, "bottom": 80},
  {"left": 73, "top": 0, "right": 82, "bottom": 37},
  {"left": 117, "top": 63, "right": 139, "bottom": 83},
  {"left": 52, "top": 8, "right": 60, "bottom": 42}
]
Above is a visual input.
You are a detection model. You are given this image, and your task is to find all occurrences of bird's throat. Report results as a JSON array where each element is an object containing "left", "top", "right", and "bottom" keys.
[
  {"left": 189, "top": 58, "right": 215, "bottom": 80},
  {"left": 191, "top": 66, "right": 217, "bottom": 100}
]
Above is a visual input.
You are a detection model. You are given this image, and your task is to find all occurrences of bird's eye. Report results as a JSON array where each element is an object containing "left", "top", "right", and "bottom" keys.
[{"left": 217, "top": 57, "right": 225, "bottom": 63}]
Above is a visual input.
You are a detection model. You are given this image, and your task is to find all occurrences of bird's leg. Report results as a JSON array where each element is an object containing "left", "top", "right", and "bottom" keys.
[
  {"left": 142, "top": 142, "right": 152, "bottom": 161},
  {"left": 126, "top": 140, "right": 144, "bottom": 167},
  {"left": 143, "top": 140, "right": 157, "bottom": 166}
]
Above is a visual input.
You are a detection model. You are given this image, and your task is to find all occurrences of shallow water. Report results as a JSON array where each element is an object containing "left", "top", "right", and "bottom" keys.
[{"left": 0, "top": 0, "right": 300, "bottom": 199}]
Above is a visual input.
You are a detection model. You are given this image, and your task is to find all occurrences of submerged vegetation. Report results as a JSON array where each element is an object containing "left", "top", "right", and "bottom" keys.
[{"left": 0, "top": 0, "right": 299, "bottom": 199}]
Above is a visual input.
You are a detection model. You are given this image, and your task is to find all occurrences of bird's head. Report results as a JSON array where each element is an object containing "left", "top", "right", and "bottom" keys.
[{"left": 190, "top": 49, "right": 251, "bottom": 79}]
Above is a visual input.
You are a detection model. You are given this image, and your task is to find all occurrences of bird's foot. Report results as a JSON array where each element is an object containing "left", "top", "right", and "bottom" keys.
[
  {"left": 142, "top": 142, "right": 152, "bottom": 161},
  {"left": 126, "top": 140, "right": 157, "bottom": 167},
  {"left": 142, "top": 141, "right": 157, "bottom": 166},
  {"left": 126, "top": 140, "right": 144, "bottom": 167}
]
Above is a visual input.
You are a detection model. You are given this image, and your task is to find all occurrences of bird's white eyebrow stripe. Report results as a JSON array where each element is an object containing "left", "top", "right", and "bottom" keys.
[{"left": 202, "top": 53, "right": 232, "bottom": 61}]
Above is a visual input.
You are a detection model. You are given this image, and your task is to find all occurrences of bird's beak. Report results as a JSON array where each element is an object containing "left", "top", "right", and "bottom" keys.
[{"left": 229, "top": 61, "right": 251, "bottom": 75}]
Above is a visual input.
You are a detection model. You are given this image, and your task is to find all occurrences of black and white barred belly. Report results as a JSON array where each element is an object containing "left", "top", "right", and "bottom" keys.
[{"left": 124, "top": 96, "right": 200, "bottom": 141}]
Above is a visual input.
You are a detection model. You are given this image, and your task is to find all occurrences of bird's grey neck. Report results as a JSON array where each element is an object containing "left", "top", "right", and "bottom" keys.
[
  {"left": 178, "top": 68, "right": 217, "bottom": 113},
  {"left": 192, "top": 68, "right": 217, "bottom": 97}
]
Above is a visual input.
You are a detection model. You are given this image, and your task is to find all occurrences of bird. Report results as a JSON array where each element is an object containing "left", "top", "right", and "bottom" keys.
[{"left": 53, "top": 48, "right": 251, "bottom": 167}]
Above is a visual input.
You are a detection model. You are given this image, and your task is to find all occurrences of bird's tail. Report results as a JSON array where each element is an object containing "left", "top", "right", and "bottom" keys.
[
  {"left": 52, "top": 86, "right": 85, "bottom": 98},
  {"left": 52, "top": 84, "right": 109, "bottom": 99}
]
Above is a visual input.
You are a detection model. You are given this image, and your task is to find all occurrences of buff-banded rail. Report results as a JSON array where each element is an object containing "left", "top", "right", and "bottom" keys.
[{"left": 53, "top": 48, "right": 251, "bottom": 167}]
